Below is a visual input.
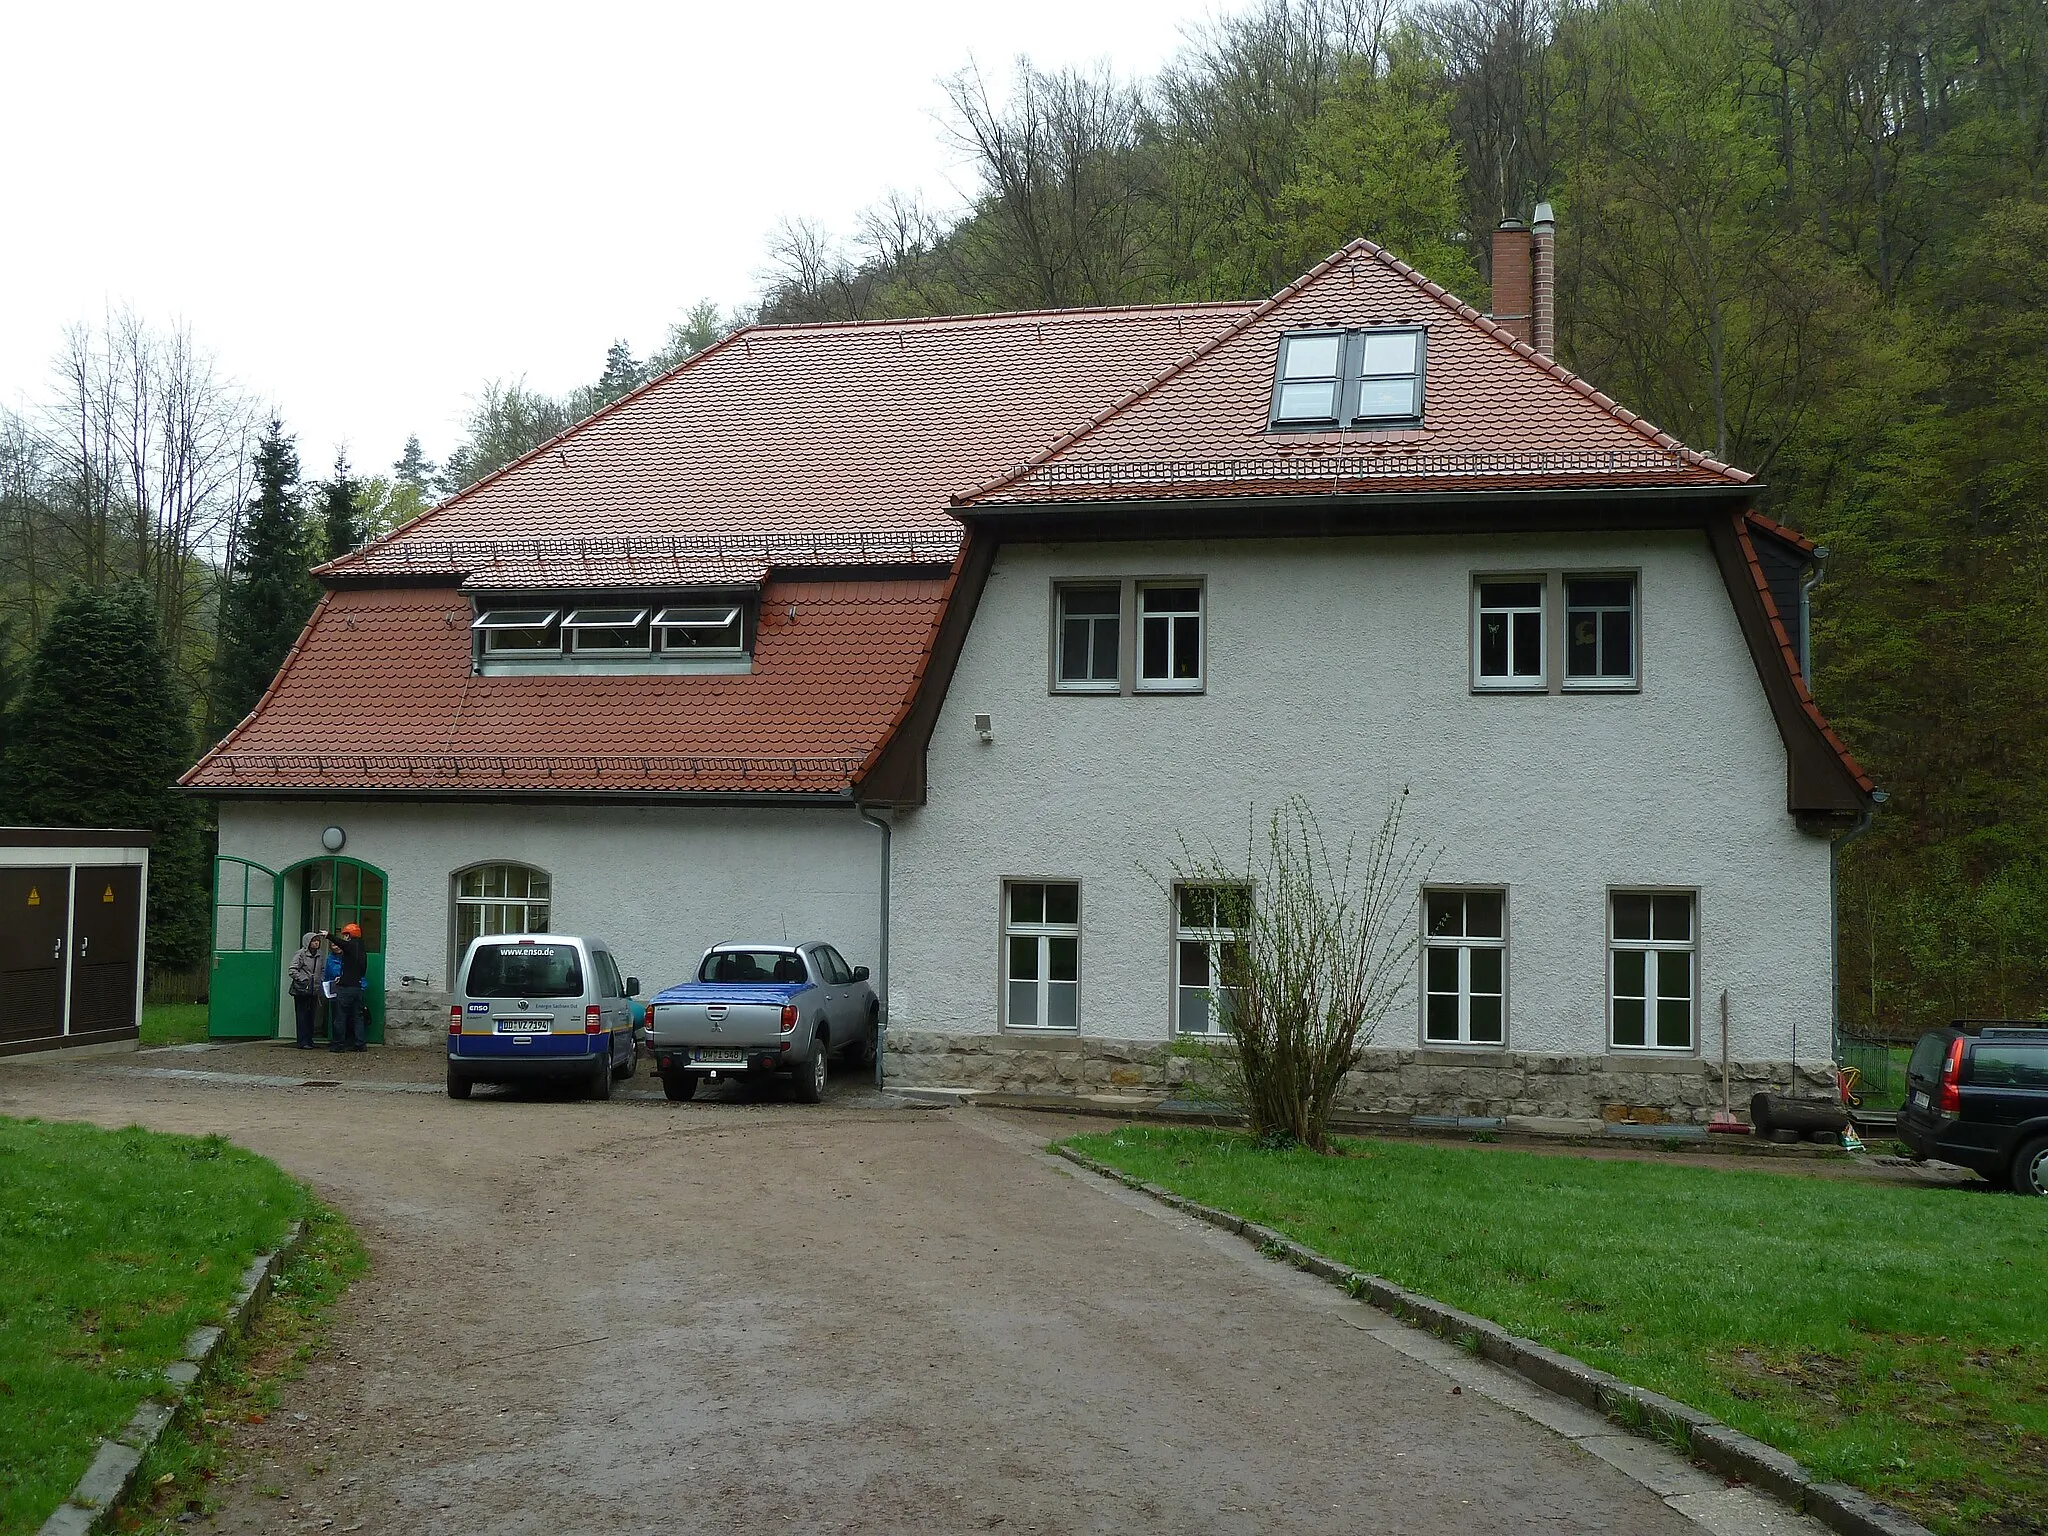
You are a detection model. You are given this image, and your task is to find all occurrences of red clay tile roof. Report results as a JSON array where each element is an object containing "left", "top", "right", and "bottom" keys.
[
  {"left": 183, "top": 580, "right": 947, "bottom": 795},
  {"left": 956, "top": 240, "right": 1748, "bottom": 508},
  {"left": 321, "top": 303, "right": 1256, "bottom": 585}
]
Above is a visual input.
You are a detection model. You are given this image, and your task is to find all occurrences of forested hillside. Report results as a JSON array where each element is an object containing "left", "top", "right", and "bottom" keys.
[{"left": 2, "top": 0, "right": 2041, "bottom": 1029}]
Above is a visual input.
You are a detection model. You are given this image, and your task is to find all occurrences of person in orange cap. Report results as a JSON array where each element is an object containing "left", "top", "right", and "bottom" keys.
[{"left": 327, "top": 921, "right": 369, "bottom": 1052}]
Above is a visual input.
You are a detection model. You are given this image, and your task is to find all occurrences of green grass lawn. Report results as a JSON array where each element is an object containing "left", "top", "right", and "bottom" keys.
[
  {"left": 1069, "top": 1125, "right": 2046, "bottom": 1536},
  {"left": 0, "top": 1117, "right": 309, "bottom": 1535},
  {"left": 138, "top": 1003, "right": 209, "bottom": 1048}
]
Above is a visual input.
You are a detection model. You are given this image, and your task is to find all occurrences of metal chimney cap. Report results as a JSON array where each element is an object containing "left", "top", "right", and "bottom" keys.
[
  {"left": 1496, "top": 217, "right": 1528, "bottom": 231},
  {"left": 1532, "top": 201, "right": 1556, "bottom": 231}
]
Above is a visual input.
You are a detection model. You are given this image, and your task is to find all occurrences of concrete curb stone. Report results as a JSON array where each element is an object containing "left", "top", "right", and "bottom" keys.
[
  {"left": 35, "top": 1219, "right": 307, "bottom": 1536},
  {"left": 1055, "top": 1144, "right": 1934, "bottom": 1536}
]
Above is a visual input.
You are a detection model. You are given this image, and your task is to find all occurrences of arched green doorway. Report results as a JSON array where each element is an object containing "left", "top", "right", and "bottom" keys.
[{"left": 285, "top": 856, "right": 388, "bottom": 1044}]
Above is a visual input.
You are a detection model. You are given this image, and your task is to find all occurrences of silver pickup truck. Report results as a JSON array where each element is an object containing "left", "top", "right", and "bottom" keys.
[{"left": 646, "top": 941, "right": 878, "bottom": 1103}]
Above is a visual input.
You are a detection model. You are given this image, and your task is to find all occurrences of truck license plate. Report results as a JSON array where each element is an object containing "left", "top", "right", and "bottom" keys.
[
  {"left": 496, "top": 1018, "right": 551, "bottom": 1034},
  {"left": 692, "top": 1047, "right": 745, "bottom": 1064}
]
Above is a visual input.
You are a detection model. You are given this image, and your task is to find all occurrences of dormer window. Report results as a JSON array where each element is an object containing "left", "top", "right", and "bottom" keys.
[
  {"left": 472, "top": 596, "right": 753, "bottom": 674},
  {"left": 473, "top": 608, "right": 560, "bottom": 654},
  {"left": 563, "top": 607, "right": 650, "bottom": 653},
  {"left": 1268, "top": 326, "right": 1426, "bottom": 431},
  {"left": 654, "top": 605, "right": 744, "bottom": 652}
]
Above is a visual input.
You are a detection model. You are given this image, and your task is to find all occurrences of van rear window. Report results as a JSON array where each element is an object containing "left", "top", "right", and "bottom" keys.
[{"left": 467, "top": 944, "right": 584, "bottom": 999}]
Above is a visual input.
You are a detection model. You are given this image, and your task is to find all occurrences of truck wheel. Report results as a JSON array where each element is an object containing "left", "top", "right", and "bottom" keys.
[
  {"left": 588, "top": 1054, "right": 613, "bottom": 1101},
  {"left": 854, "top": 1007, "right": 879, "bottom": 1067},
  {"left": 446, "top": 1066, "right": 472, "bottom": 1100},
  {"left": 662, "top": 1071, "right": 696, "bottom": 1102},
  {"left": 792, "top": 1037, "right": 827, "bottom": 1104},
  {"left": 2014, "top": 1136, "right": 2048, "bottom": 1197}
]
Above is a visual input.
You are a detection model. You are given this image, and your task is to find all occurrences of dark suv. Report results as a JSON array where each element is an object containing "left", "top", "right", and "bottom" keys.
[{"left": 1897, "top": 1025, "right": 2048, "bottom": 1194}]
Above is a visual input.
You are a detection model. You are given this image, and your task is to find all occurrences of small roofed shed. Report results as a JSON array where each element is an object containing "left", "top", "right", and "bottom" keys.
[{"left": 0, "top": 828, "right": 150, "bottom": 1057}]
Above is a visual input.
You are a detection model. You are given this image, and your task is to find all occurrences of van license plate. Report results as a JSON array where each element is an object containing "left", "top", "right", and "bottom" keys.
[
  {"left": 1911, "top": 1090, "right": 1930, "bottom": 1110},
  {"left": 692, "top": 1047, "right": 745, "bottom": 1063},
  {"left": 496, "top": 1018, "right": 551, "bottom": 1034}
]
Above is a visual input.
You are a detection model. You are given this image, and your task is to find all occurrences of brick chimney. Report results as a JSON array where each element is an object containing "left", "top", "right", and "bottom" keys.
[
  {"left": 1531, "top": 201, "right": 1556, "bottom": 356},
  {"left": 1490, "top": 218, "right": 1533, "bottom": 345}
]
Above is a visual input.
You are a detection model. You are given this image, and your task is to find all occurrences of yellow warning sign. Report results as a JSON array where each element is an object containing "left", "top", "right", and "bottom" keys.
[
  {"left": 26, "top": 887, "right": 38, "bottom": 906},
  {"left": 103, "top": 885, "right": 115, "bottom": 902}
]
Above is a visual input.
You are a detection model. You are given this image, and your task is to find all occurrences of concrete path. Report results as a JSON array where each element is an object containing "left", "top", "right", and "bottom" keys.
[{"left": 4, "top": 1051, "right": 1826, "bottom": 1535}]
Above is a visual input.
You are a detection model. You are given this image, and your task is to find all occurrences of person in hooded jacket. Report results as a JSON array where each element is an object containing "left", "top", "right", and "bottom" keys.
[{"left": 287, "top": 932, "right": 324, "bottom": 1048}]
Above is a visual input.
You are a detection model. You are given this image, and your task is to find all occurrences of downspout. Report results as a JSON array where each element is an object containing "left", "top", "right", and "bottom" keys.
[
  {"left": 857, "top": 802, "right": 891, "bottom": 1089},
  {"left": 1829, "top": 794, "right": 1884, "bottom": 1066},
  {"left": 1798, "top": 545, "right": 1828, "bottom": 686}
]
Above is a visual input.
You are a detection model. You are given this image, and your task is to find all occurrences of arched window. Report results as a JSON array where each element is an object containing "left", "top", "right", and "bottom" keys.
[{"left": 454, "top": 863, "right": 551, "bottom": 955}]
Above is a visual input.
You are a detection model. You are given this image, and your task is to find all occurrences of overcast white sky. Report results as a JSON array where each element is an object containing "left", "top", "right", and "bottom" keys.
[{"left": 0, "top": 0, "right": 1216, "bottom": 481}]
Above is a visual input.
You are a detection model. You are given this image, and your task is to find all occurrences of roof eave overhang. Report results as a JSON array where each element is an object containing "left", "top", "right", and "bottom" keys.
[
  {"left": 951, "top": 480, "right": 1756, "bottom": 535},
  {"left": 181, "top": 785, "right": 860, "bottom": 808}
]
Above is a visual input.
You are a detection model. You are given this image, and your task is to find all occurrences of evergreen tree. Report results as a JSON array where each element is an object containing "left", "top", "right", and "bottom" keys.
[
  {"left": 319, "top": 449, "right": 364, "bottom": 560},
  {"left": 3, "top": 584, "right": 209, "bottom": 966},
  {"left": 592, "top": 340, "right": 643, "bottom": 404},
  {"left": 392, "top": 433, "right": 437, "bottom": 496},
  {"left": 210, "top": 419, "right": 312, "bottom": 737}
]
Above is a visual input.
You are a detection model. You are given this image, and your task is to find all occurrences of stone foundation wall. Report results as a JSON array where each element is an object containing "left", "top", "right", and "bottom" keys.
[
  {"left": 381, "top": 989, "right": 449, "bottom": 1047},
  {"left": 883, "top": 1029, "right": 1839, "bottom": 1124}
]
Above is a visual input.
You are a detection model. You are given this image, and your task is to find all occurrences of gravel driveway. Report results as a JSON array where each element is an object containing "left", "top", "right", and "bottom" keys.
[{"left": 6, "top": 1047, "right": 1737, "bottom": 1535}]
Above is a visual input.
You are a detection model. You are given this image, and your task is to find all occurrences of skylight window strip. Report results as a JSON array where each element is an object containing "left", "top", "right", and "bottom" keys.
[
  {"left": 561, "top": 607, "right": 650, "bottom": 628},
  {"left": 652, "top": 606, "right": 742, "bottom": 629}
]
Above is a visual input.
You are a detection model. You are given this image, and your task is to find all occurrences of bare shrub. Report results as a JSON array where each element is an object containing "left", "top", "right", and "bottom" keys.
[{"left": 1170, "top": 792, "right": 1433, "bottom": 1152}]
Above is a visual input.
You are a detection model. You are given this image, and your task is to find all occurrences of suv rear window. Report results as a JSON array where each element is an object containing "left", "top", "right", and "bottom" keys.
[
  {"left": 1908, "top": 1033, "right": 1947, "bottom": 1082},
  {"left": 1972, "top": 1045, "right": 2048, "bottom": 1089},
  {"left": 700, "top": 950, "right": 808, "bottom": 984},
  {"left": 467, "top": 943, "right": 584, "bottom": 999}
]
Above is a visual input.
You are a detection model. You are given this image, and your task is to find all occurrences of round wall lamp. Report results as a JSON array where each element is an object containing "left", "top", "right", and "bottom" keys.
[{"left": 320, "top": 825, "right": 347, "bottom": 853}]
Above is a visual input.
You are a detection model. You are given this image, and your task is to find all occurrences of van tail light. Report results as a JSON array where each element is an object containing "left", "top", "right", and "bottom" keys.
[
  {"left": 1937, "top": 1036, "right": 1965, "bottom": 1113},
  {"left": 448, "top": 1005, "right": 462, "bottom": 1036},
  {"left": 585, "top": 1005, "right": 603, "bottom": 1034},
  {"left": 780, "top": 1005, "right": 798, "bottom": 1033}
]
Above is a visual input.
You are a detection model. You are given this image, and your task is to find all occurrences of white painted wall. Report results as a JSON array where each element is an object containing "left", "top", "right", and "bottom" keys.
[
  {"left": 215, "top": 800, "right": 885, "bottom": 1033},
  {"left": 890, "top": 532, "right": 1834, "bottom": 1062}
]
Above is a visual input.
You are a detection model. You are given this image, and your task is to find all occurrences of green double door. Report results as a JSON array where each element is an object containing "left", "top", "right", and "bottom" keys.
[{"left": 210, "top": 856, "right": 387, "bottom": 1042}]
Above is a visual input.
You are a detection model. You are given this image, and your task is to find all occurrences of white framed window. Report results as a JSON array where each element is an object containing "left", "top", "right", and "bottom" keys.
[
  {"left": 1174, "top": 883, "right": 1250, "bottom": 1037},
  {"left": 1565, "top": 575, "right": 1638, "bottom": 688},
  {"left": 1055, "top": 585, "right": 1121, "bottom": 691},
  {"left": 654, "top": 604, "right": 744, "bottom": 652},
  {"left": 1609, "top": 891, "right": 1695, "bottom": 1050},
  {"left": 563, "top": 607, "right": 651, "bottom": 654},
  {"left": 1474, "top": 579, "right": 1544, "bottom": 689},
  {"left": 455, "top": 863, "right": 551, "bottom": 953},
  {"left": 1004, "top": 881, "right": 1079, "bottom": 1031},
  {"left": 1423, "top": 889, "right": 1506, "bottom": 1045},
  {"left": 1137, "top": 583, "right": 1203, "bottom": 691},
  {"left": 473, "top": 608, "right": 560, "bottom": 654}
]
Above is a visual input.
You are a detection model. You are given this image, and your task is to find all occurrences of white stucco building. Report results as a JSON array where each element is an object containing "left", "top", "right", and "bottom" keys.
[{"left": 187, "top": 231, "right": 1872, "bottom": 1122}]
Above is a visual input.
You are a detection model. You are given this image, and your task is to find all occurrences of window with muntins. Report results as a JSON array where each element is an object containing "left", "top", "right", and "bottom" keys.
[
  {"left": 1566, "top": 576, "right": 1637, "bottom": 687},
  {"left": 1138, "top": 584, "right": 1203, "bottom": 691},
  {"left": 1056, "top": 586, "right": 1121, "bottom": 691},
  {"left": 1474, "top": 580, "right": 1544, "bottom": 689},
  {"left": 1610, "top": 892, "right": 1694, "bottom": 1050},
  {"left": 456, "top": 863, "right": 551, "bottom": 953},
  {"left": 1269, "top": 327, "right": 1426, "bottom": 430},
  {"left": 1005, "top": 881, "right": 1079, "bottom": 1030},
  {"left": 1175, "top": 883, "right": 1250, "bottom": 1037},
  {"left": 1423, "top": 890, "right": 1505, "bottom": 1045}
]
